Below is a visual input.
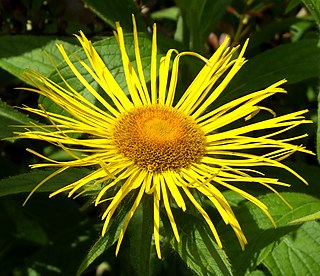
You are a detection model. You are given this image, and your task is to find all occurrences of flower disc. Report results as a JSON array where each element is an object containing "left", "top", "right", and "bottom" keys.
[{"left": 113, "top": 105, "right": 206, "bottom": 172}]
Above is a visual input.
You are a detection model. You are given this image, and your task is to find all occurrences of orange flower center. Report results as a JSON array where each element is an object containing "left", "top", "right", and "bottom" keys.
[{"left": 113, "top": 105, "right": 206, "bottom": 172}]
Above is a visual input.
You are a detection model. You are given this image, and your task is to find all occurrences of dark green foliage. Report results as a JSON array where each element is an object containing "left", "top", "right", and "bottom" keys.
[{"left": 0, "top": 0, "right": 319, "bottom": 275}]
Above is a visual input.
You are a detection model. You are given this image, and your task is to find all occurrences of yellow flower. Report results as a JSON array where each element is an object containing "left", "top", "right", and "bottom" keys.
[{"left": 16, "top": 15, "right": 312, "bottom": 258}]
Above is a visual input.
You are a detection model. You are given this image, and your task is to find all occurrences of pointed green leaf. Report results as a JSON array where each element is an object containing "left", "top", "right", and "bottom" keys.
[
  {"left": 0, "top": 168, "right": 91, "bottom": 197},
  {"left": 0, "top": 36, "right": 80, "bottom": 84},
  {"left": 263, "top": 221, "right": 320, "bottom": 275},
  {"left": 0, "top": 99, "right": 39, "bottom": 138},
  {"left": 175, "top": 0, "right": 231, "bottom": 51},
  {"left": 218, "top": 192, "right": 320, "bottom": 275},
  {"left": 126, "top": 196, "right": 156, "bottom": 276},
  {"left": 289, "top": 210, "right": 320, "bottom": 224},
  {"left": 77, "top": 192, "right": 137, "bottom": 275},
  {"left": 285, "top": 0, "right": 303, "bottom": 13},
  {"left": 168, "top": 211, "right": 233, "bottom": 276}
]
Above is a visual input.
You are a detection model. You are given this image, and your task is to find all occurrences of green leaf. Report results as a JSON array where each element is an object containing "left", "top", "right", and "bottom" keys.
[
  {"left": 285, "top": 0, "right": 302, "bottom": 13},
  {"left": 218, "top": 39, "right": 320, "bottom": 105},
  {"left": 247, "top": 17, "right": 301, "bottom": 51},
  {"left": 77, "top": 192, "right": 137, "bottom": 275},
  {"left": 0, "top": 168, "right": 91, "bottom": 197},
  {"left": 0, "top": 99, "right": 38, "bottom": 138},
  {"left": 82, "top": 0, "right": 144, "bottom": 31},
  {"left": 77, "top": 234, "right": 115, "bottom": 276},
  {"left": 1, "top": 197, "right": 48, "bottom": 245},
  {"left": 151, "top": 7, "right": 180, "bottom": 21},
  {"left": 200, "top": 0, "right": 233, "bottom": 40},
  {"left": 175, "top": 0, "right": 231, "bottom": 51},
  {"left": 318, "top": 92, "right": 320, "bottom": 163},
  {"left": 126, "top": 196, "right": 156, "bottom": 276},
  {"left": 246, "top": 270, "right": 267, "bottom": 276},
  {"left": 218, "top": 192, "right": 320, "bottom": 275},
  {"left": 302, "top": 0, "right": 320, "bottom": 26},
  {"left": 263, "top": 221, "right": 320, "bottom": 275},
  {"left": 0, "top": 36, "right": 80, "bottom": 84},
  {"left": 289, "top": 210, "right": 320, "bottom": 224},
  {"left": 168, "top": 211, "right": 233, "bottom": 276},
  {"left": 14, "top": 196, "right": 97, "bottom": 276}
]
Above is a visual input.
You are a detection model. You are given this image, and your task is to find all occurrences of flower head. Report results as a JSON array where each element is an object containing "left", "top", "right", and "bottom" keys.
[{"left": 16, "top": 15, "right": 312, "bottom": 258}]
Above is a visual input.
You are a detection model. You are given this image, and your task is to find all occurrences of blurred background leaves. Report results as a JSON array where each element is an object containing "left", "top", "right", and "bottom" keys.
[{"left": 0, "top": 0, "right": 319, "bottom": 275}]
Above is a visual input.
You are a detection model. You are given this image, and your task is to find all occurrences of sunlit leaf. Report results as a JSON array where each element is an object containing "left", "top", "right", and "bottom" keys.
[
  {"left": 0, "top": 36, "right": 80, "bottom": 84},
  {"left": 289, "top": 210, "right": 320, "bottom": 224},
  {"left": 218, "top": 192, "right": 320, "bottom": 275},
  {"left": 263, "top": 221, "right": 320, "bottom": 275},
  {"left": 302, "top": 0, "right": 320, "bottom": 26}
]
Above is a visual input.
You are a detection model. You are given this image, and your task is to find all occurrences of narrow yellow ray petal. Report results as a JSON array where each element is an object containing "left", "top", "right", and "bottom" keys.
[
  {"left": 27, "top": 62, "right": 117, "bottom": 125},
  {"left": 160, "top": 175, "right": 180, "bottom": 242},
  {"left": 23, "top": 72, "right": 116, "bottom": 129},
  {"left": 145, "top": 172, "right": 154, "bottom": 194},
  {"left": 23, "top": 166, "right": 69, "bottom": 205},
  {"left": 75, "top": 31, "right": 134, "bottom": 109},
  {"left": 115, "top": 182, "right": 146, "bottom": 256},
  {"left": 196, "top": 184, "right": 247, "bottom": 248},
  {"left": 204, "top": 149, "right": 309, "bottom": 185},
  {"left": 67, "top": 168, "right": 107, "bottom": 197},
  {"left": 192, "top": 39, "right": 249, "bottom": 119},
  {"left": 100, "top": 168, "right": 146, "bottom": 218},
  {"left": 183, "top": 54, "right": 238, "bottom": 115},
  {"left": 132, "top": 14, "right": 151, "bottom": 104},
  {"left": 73, "top": 55, "right": 126, "bottom": 113},
  {"left": 195, "top": 80, "right": 287, "bottom": 125},
  {"left": 182, "top": 186, "right": 223, "bottom": 248},
  {"left": 153, "top": 176, "right": 162, "bottom": 258},
  {"left": 174, "top": 37, "right": 232, "bottom": 110},
  {"left": 95, "top": 171, "right": 130, "bottom": 204},
  {"left": 116, "top": 22, "right": 144, "bottom": 107},
  {"left": 96, "top": 166, "right": 138, "bottom": 207},
  {"left": 206, "top": 110, "right": 310, "bottom": 142},
  {"left": 166, "top": 51, "right": 212, "bottom": 107},
  {"left": 163, "top": 171, "right": 186, "bottom": 211},
  {"left": 158, "top": 49, "right": 178, "bottom": 105},
  {"left": 151, "top": 23, "right": 158, "bottom": 104},
  {"left": 215, "top": 178, "right": 276, "bottom": 227},
  {"left": 73, "top": 175, "right": 110, "bottom": 199},
  {"left": 102, "top": 209, "right": 116, "bottom": 237},
  {"left": 56, "top": 44, "right": 120, "bottom": 117}
]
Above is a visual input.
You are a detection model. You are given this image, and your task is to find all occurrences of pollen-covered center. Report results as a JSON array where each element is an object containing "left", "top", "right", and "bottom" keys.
[{"left": 113, "top": 105, "right": 206, "bottom": 172}]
